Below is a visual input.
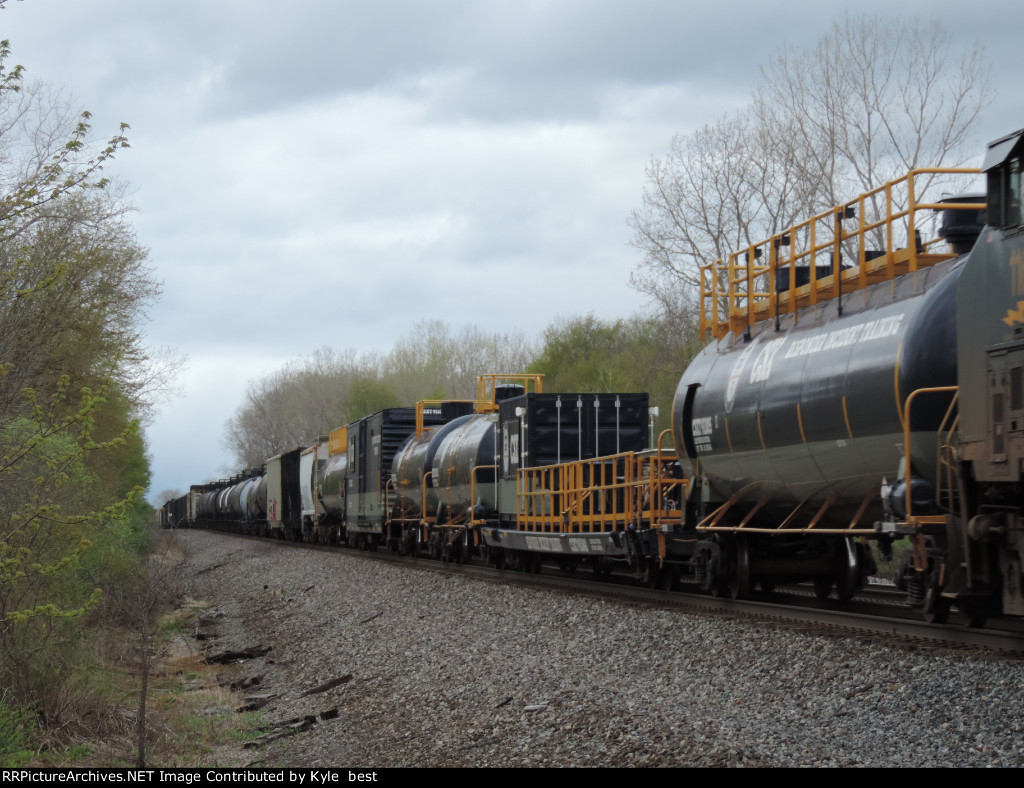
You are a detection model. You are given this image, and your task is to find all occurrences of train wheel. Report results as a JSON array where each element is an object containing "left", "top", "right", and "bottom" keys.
[
  {"left": 643, "top": 560, "right": 662, "bottom": 588},
  {"left": 956, "top": 597, "right": 989, "bottom": 628},
  {"left": 915, "top": 563, "right": 951, "bottom": 624},
  {"left": 922, "top": 592, "right": 952, "bottom": 625},
  {"left": 834, "top": 538, "right": 861, "bottom": 602},
  {"left": 728, "top": 538, "right": 751, "bottom": 600},
  {"left": 813, "top": 577, "right": 834, "bottom": 599},
  {"left": 706, "top": 546, "right": 728, "bottom": 597}
]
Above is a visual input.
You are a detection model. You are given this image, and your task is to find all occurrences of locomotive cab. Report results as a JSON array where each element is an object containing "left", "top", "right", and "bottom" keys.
[{"left": 984, "top": 129, "right": 1023, "bottom": 231}]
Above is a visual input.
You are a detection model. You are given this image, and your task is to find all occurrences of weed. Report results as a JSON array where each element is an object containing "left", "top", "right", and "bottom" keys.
[
  {"left": 0, "top": 696, "right": 38, "bottom": 768},
  {"left": 870, "top": 537, "right": 912, "bottom": 582},
  {"left": 62, "top": 745, "right": 92, "bottom": 761}
]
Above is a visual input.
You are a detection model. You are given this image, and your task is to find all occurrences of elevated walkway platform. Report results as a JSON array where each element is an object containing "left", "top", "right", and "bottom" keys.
[{"left": 700, "top": 168, "right": 983, "bottom": 341}]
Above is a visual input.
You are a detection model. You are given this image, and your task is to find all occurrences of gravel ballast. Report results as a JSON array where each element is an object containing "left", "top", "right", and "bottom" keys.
[{"left": 177, "top": 529, "right": 1024, "bottom": 767}]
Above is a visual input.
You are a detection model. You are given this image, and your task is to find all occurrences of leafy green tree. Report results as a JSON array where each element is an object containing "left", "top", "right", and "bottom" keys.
[
  {"left": 344, "top": 376, "right": 401, "bottom": 422},
  {"left": 529, "top": 313, "right": 700, "bottom": 440},
  {"left": 0, "top": 36, "right": 160, "bottom": 727},
  {"left": 528, "top": 314, "right": 628, "bottom": 393}
]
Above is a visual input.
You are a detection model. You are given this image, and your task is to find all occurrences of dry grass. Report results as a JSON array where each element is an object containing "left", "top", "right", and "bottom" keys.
[
  {"left": 25, "top": 537, "right": 264, "bottom": 768},
  {"left": 76, "top": 601, "right": 266, "bottom": 768}
]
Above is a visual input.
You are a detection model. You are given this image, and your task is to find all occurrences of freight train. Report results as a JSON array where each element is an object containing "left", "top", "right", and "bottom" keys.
[{"left": 164, "top": 127, "right": 1024, "bottom": 628}]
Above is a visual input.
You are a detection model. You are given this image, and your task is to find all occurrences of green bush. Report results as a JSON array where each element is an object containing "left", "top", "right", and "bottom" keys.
[{"left": 0, "top": 697, "right": 37, "bottom": 767}]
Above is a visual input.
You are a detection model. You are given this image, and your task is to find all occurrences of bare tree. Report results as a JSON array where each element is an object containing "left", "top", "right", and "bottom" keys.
[
  {"left": 757, "top": 14, "right": 991, "bottom": 216},
  {"left": 222, "top": 323, "right": 539, "bottom": 468},
  {"left": 629, "top": 111, "right": 812, "bottom": 320},
  {"left": 154, "top": 488, "right": 183, "bottom": 506},
  {"left": 384, "top": 320, "right": 537, "bottom": 402},
  {"left": 102, "top": 524, "right": 189, "bottom": 766},
  {"left": 223, "top": 346, "right": 380, "bottom": 467},
  {"left": 628, "top": 14, "right": 992, "bottom": 312}
]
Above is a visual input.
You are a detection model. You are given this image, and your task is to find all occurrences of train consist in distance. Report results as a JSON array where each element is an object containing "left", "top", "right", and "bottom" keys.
[{"left": 165, "top": 127, "right": 1024, "bottom": 628}]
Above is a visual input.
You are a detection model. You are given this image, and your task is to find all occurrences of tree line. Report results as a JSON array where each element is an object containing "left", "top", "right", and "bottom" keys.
[
  {"left": 220, "top": 313, "right": 700, "bottom": 471},
  {"left": 0, "top": 31, "right": 172, "bottom": 762}
]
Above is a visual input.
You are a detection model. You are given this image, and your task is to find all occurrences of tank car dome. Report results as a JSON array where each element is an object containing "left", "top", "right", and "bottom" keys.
[
  {"left": 494, "top": 383, "right": 526, "bottom": 402},
  {"left": 938, "top": 193, "right": 986, "bottom": 254}
]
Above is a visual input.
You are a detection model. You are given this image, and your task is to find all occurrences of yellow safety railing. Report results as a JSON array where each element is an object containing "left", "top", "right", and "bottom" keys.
[
  {"left": 420, "top": 470, "right": 433, "bottom": 524},
  {"left": 900, "top": 386, "right": 959, "bottom": 525},
  {"left": 700, "top": 168, "right": 982, "bottom": 340},
  {"left": 414, "top": 400, "right": 475, "bottom": 436},
  {"left": 899, "top": 386, "right": 960, "bottom": 575},
  {"left": 517, "top": 451, "right": 686, "bottom": 534},
  {"left": 470, "top": 464, "right": 497, "bottom": 528},
  {"left": 413, "top": 373, "right": 545, "bottom": 436},
  {"left": 476, "top": 374, "right": 544, "bottom": 409}
]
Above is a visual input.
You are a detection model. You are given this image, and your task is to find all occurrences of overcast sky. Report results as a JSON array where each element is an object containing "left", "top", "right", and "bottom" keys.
[{"left": 2, "top": 0, "right": 1020, "bottom": 499}]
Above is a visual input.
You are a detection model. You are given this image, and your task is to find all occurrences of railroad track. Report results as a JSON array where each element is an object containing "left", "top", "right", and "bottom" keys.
[{"left": 193, "top": 527, "right": 1024, "bottom": 658}]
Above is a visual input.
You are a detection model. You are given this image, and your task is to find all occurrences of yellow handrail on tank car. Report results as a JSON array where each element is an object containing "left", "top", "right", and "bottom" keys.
[
  {"left": 414, "top": 399, "right": 476, "bottom": 436},
  {"left": 413, "top": 373, "right": 545, "bottom": 436},
  {"left": 469, "top": 463, "right": 498, "bottom": 528},
  {"left": 898, "top": 385, "right": 959, "bottom": 576},
  {"left": 476, "top": 373, "right": 543, "bottom": 405},
  {"left": 899, "top": 385, "right": 959, "bottom": 524},
  {"left": 419, "top": 470, "right": 433, "bottom": 527},
  {"left": 699, "top": 168, "right": 983, "bottom": 341},
  {"left": 516, "top": 450, "right": 686, "bottom": 535}
]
